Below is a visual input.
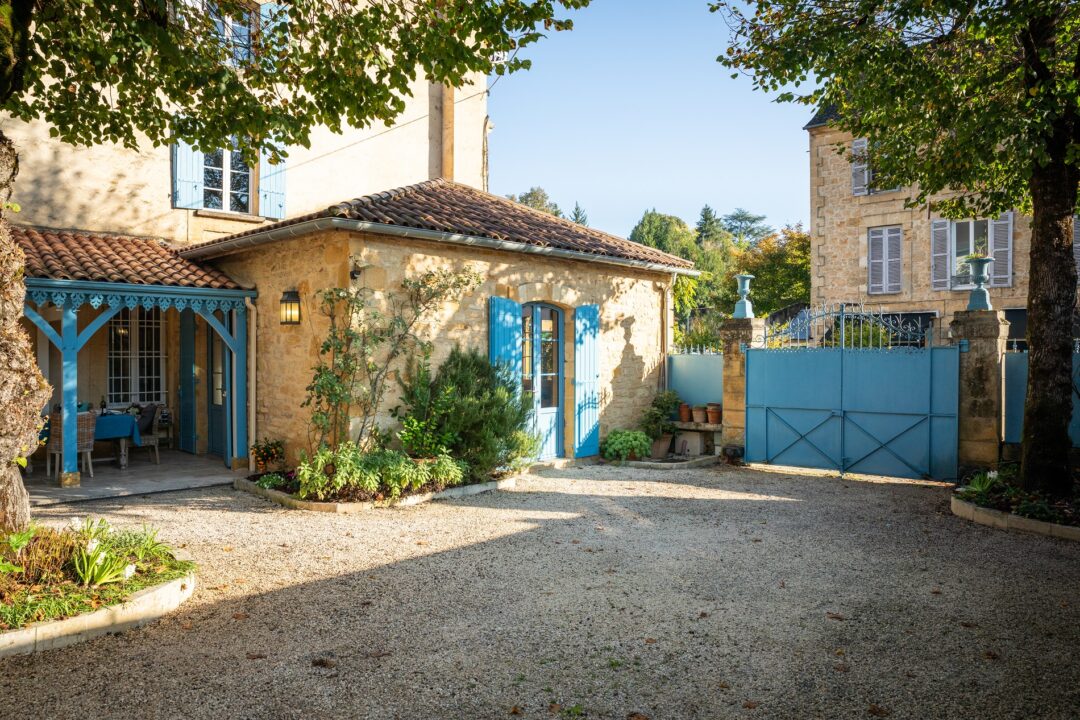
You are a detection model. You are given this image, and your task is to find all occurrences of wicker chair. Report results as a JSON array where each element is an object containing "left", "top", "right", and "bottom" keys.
[
  {"left": 45, "top": 411, "right": 96, "bottom": 479},
  {"left": 138, "top": 404, "right": 162, "bottom": 465}
]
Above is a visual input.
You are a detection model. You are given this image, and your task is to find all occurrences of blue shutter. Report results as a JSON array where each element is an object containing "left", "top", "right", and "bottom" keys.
[
  {"left": 573, "top": 304, "right": 600, "bottom": 457},
  {"left": 488, "top": 296, "right": 523, "bottom": 385},
  {"left": 259, "top": 147, "right": 286, "bottom": 219},
  {"left": 172, "top": 139, "right": 203, "bottom": 209},
  {"left": 260, "top": 3, "right": 288, "bottom": 69}
]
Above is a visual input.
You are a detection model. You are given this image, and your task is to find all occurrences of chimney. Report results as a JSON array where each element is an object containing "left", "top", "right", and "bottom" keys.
[{"left": 440, "top": 84, "right": 455, "bottom": 181}]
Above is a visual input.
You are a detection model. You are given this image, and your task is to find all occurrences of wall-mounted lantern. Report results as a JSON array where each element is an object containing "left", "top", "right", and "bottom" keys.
[{"left": 279, "top": 290, "right": 301, "bottom": 325}]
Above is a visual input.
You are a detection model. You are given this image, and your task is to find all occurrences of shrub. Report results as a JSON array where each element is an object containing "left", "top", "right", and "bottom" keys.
[
  {"left": 16, "top": 527, "right": 80, "bottom": 584},
  {"left": 255, "top": 472, "right": 287, "bottom": 490},
  {"left": 294, "top": 446, "right": 466, "bottom": 501},
  {"left": 395, "top": 346, "right": 538, "bottom": 482},
  {"left": 391, "top": 351, "right": 456, "bottom": 458},
  {"left": 429, "top": 453, "right": 467, "bottom": 487},
  {"left": 640, "top": 390, "right": 681, "bottom": 440},
  {"left": 601, "top": 430, "right": 652, "bottom": 462}
]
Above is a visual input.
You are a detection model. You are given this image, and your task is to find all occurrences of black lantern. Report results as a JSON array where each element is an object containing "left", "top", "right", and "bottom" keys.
[{"left": 279, "top": 290, "right": 301, "bottom": 325}]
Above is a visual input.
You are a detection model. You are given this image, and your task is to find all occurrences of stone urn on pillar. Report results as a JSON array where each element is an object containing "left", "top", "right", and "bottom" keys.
[
  {"left": 965, "top": 256, "right": 994, "bottom": 311},
  {"left": 733, "top": 274, "right": 755, "bottom": 319}
]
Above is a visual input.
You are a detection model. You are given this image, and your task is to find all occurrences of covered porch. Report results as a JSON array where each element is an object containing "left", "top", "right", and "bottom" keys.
[{"left": 16, "top": 226, "right": 256, "bottom": 488}]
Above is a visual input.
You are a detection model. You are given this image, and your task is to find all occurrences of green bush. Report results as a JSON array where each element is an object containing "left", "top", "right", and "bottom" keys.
[
  {"left": 391, "top": 351, "right": 457, "bottom": 457},
  {"left": 640, "top": 390, "right": 681, "bottom": 440},
  {"left": 601, "top": 430, "right": 652, "bottom": 462},
  {"left": 295, "top": 445, "right": 466, "bottom": 501},
  {"left": 395, "top": 346, "right": 538, "bottom": 482},
  {"left": 255, "top": 472, "right": 287, "bottom": 490}
]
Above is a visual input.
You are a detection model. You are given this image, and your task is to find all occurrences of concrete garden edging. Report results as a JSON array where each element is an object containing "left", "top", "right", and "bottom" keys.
[
  {"left": 235, "top": 476, "right": 518, "bottom": 513},
  {"left": 951, "top": 495, "right": 1080, "bottom": 542},
  {"left": 622, "top": 455, "right": 720, "bottom": 470},
  {"left": 0, "top": 558, "right": 196, "bottom": 659}
]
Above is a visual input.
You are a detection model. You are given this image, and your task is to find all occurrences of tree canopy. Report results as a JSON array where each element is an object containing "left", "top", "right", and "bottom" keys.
[
  {"left": 720, "top": 207, "right": 773, "bottom": 245},
  {"left": 0, "top": 0, "right": 589, "bottom": 162},
  {"left": 508, "top": 186, "right": 563, "bottom": 217}
]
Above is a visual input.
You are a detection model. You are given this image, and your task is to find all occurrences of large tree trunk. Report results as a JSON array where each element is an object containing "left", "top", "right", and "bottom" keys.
[
  {"left": 0, "top": 129, "right": 50, "bottom": 532},
  {"left": 1020, "top": 158, "right": 1079, "bottom": 497}
]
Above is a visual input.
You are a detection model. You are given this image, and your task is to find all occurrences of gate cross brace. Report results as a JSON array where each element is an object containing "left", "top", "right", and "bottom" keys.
[
  {"left": 842, "top": 414, "right": 929, "bottom": 478},
  {"left": 765, "top": 408, "right": 840, "bottom": 468}
]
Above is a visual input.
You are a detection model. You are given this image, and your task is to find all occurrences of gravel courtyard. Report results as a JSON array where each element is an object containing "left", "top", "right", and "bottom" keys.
[{"left": 2, "top": 463, "right": 1078, "bottom": 719}]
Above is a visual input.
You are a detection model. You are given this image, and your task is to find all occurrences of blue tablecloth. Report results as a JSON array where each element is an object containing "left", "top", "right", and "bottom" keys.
[{"left": 95, "top": 414, "right": 142, "bottom": 446}]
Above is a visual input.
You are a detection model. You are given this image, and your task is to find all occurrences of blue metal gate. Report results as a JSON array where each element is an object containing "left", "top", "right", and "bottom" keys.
[{"left": 744, "top": 306, "right": 959, "bottom": 480}]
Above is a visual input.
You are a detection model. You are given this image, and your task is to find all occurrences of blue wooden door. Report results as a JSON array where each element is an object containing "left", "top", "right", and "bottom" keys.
[
  {"left": 573, "top": 304, "right": 600, "bottom": 456},
  {"left": 178, "top": 310, "right": 196, "bottom": 453},
  {"left": 207, "top": 324, "right": 226, "bottom": 457},
  {"left": 524, "top": 304, "right": 564, "bottom": 459}
]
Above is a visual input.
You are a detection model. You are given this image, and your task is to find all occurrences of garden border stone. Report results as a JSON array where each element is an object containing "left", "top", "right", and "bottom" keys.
[
  {"left": 951, "top": 495, "right": 1080, "bottom": 542},
  {"left": 0, "top": 554, "right": 196, "bottom": 659},
  {"left": 234, "top": 476, "right": 518, "bottom": 513}
]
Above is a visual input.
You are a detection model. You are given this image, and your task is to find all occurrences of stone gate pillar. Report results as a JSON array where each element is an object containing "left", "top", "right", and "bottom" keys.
[
  {"left": 950, "top": 310, "right": 1009, "bottom": 469},
  {"left": 720, "top": 317, "right": 765, "bottom": 450}
]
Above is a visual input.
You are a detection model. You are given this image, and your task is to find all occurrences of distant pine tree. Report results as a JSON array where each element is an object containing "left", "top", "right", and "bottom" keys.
[{"left": 570, "top": 202, "right": 588, "bottom": 226}]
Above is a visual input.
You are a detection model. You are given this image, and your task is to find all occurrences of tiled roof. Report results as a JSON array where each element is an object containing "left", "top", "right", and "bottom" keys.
[
  {"left": 804, "top": 105, "right": 839, "bottom": 130},
  {"left": 14, "top": 225, "right": 240, "bottom": 289},
  {"left": 181, "top": 179, "right": 695, "bottom": 271}
]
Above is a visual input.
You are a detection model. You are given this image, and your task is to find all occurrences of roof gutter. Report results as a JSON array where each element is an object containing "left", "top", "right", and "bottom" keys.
[{"left": 178, "top": 217, "right": 700, "bottom": 277}]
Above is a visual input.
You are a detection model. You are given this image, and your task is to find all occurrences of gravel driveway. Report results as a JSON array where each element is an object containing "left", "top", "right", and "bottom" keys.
[{"left": 2, "top": 464, "right": 1078, "bottom": 719}]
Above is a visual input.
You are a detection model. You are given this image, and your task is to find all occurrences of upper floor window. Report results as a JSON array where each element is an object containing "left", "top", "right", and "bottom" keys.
[
  {"left": 203, "top": 141, "right": 251, "bottom": 213},
  {"left": 931, "top": 213, "right": 1012, "bottom": 290},
  {"left": 209, "top": 1, "right": 255, "bottom": 65},
  {"left": 851, "top": 138, "right": 900, "bottom": 196},
  {"left": 172, "top": 138, "right": 286, "bottom": 219}
]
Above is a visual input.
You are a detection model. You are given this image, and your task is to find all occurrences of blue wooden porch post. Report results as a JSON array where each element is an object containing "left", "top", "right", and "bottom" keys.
[
  {"left": 60, "top": 304, "right": 80, "bottom": 485},
  {"left": 233, "top": 305, "right": 249, "bottom": 466},
  {"left": 223, "top": 312, "right": 234, "bottom": 469}
]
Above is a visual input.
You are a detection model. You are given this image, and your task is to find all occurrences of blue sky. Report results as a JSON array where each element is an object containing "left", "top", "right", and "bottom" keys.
[{"left": 487, "top": 0, "right": 811, "bottom": 238}]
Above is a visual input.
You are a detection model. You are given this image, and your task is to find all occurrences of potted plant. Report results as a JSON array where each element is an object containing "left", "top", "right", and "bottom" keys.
[
  {"left": 640, "top": 390, "right": 680, "bottom": 459},
  {"left": 692, "top": 405, "right": 708, "bottom": 423},
  {"left": 601, "top": 430, "right": 652, "bottom": 463},
  {"left": 678, "top": 402, "right": 691, "bottom": 422},
  {"left": 706, "top": 402, "right": 722, "bottom": 425},
  {"left": 250, "top": 438, "right": 285, "bottom": 473}
]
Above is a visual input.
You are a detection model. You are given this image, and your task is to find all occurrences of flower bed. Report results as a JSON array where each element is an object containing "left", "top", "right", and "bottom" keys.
[
  {"left": 955, "top": 467, "right": 1079, "bottom": 529},
  {"left": 0, "top": 519, "right": 193, "bottom": 631}
]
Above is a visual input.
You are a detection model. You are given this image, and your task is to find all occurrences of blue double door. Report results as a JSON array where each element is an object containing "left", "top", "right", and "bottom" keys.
[{"left": 522, "top": 303, "right": 564, "bottom": 459}]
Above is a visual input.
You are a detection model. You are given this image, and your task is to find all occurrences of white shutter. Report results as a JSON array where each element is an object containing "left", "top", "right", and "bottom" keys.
[
  {"left": 886, "top": 226, "right": 902, "bottom": 293},
  {"left": 851, "top": 138, "right": 869, "bottom": 196},
  {"left": 1072, "top": 215, "right": 1080, "bottom": 285},
  {"left": 868, "top": 227, "right": 885, "bottom": 294},
  {"left": 931, "top": 219, "right": 950, "bottom": 290},
  {"left": 989, "top": 212, "right": 1013, "bottom": 287}
]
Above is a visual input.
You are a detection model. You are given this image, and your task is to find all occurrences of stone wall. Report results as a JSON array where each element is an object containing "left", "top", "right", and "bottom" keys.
[
  {"left": 213, "top": 230, "right": 674, "bottom": 466},
  {"left": 809, "top": 126, "right": 1038, "bottom": 321}
]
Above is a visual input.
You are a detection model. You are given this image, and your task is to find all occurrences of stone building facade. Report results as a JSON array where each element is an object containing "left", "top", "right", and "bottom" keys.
[{"left": 805, "top": 119, "right": 1077, "bottom": 343}]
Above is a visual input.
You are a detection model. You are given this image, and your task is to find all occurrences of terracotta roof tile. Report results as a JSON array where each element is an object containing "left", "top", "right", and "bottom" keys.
[
  {"left": 181, "top": 179, "right": 695, "bottom": 271},
  {"left": 14, "top": 225, "right": 240, "bottom": 289}
]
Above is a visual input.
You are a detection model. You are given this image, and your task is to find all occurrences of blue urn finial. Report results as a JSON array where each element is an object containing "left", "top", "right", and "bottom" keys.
[{"left": 733, "top": 274, "right": 755, "bottom": 319}]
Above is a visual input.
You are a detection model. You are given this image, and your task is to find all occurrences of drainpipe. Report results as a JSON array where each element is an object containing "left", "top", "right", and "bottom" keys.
[{"left": 245, "top": 297, "right": 257, "bottom": 473}]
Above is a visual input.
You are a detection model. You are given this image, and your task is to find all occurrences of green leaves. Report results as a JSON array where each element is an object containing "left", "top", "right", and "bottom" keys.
[{"left": 1, "top": 0, "right": 590, "bottom": 163}]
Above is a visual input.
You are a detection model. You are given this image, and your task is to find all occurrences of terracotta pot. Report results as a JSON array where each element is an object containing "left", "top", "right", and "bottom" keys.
[
  {"left": 692, "top": 406, "right": 708, "bottom": 423},
  {"left": 651, "top": 434, "right": 673, "bottom": 460},
  {"left": 706, "top": 409, "right": 721, "bottom": 425},
  {"left": 678, "top": 403, "right": 692, "bottom": 422}
]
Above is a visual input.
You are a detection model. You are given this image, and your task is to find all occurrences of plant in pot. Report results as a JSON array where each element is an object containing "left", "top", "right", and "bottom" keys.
[
  {"left": 706, "top": 403, "right": 722, "bottom": 425},
  {"left": 601, "top": 430, "right": 652, "bottom": 463},
  {"left": 692, "top": 405, "right": 708, "bottom": 423},
  {"left": 678, "top": 402, "right": 691, "bottom": 422},
  {"left": 640, "top": 390, "right": 680, "bottom": 459}
]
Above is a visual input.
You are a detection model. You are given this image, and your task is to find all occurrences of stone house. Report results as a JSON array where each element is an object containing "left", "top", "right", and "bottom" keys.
[
  {"left": 13, "top": 53, "right": 693, "bottom": 484},
  {"left": 806, "top": 107, "right": 1080, "bottom": 344}
]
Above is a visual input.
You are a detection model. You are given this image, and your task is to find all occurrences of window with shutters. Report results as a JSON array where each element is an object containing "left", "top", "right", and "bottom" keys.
[
  {"left": 851, "top": 138, "right": 900, "bottom": 196},
  {"left": 867, "top": 226, "right": 902, "bottom": 294},
  {"left": 172, "top": 138, "right": 286, "bottom": 218},
  {"left": 949, "top": 216, "right": 1012, "bottom": 289}
]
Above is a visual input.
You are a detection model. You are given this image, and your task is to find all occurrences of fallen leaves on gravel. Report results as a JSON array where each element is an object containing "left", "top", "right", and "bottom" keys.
[
  {"left": 232, "top": 612, "right": 249, "bottom": 620},
  {"left": 644, "top": 638, "right": 657, "bottom": 644},
  {"left": 698, "top": 611, "right": 710, "bottom": 619},
  {"left": 983, "top": 650, "right": 1000, "bottom": 660},
  {"left": 930, "top": 588, "right": 942, "bottom": 595},
  {"left": 222, "top": 546, "right": 233, "bottom": 552},
  {"left": 868, "top": 704, "right": 891, "bottom": 716},
  {"left": 627, "top": 713, "right": 650, "bottom": 720},
  {"left": 246, "top": 652, "right": 266, "bottom": 660},
  {"left": 180, "top": 621, "right": 193, "bottom": 630},
  {"left": 834, "top": 663, "right": 849, "bottom": 672},
  {"left": 509, "top": 706, "right": 522, "bottom": 715},
  {"left": 312, "top": 657, "right": 337, "bottom": 669},
  {"left": 826, "top": 612, "right": 845, "bottom": 621},
  {"left": 548, "top": 704, "right": 561, "bottom": 714},
  {"left": 743, "top": 700, "right": 759, "bottom": 709},
  {"left": 959, "top": 621, "right": 977, "bottom": 628}
]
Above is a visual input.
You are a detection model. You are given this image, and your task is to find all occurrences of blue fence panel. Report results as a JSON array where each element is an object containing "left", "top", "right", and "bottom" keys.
[
  {"left": 1003, "top": 352, "right": 1080, "bottom": 447},
  {"left": 667, "top": 354, "right": 723, "bottom": 407}
]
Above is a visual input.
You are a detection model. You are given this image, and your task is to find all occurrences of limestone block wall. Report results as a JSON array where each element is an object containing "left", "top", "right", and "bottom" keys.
[
  {"left": 212, "top": 230, "right": 673, "bottom": 465},
  {"left": 809, "top": 126, "right": 1036, "bottom": 321},
  {"left": 2, "top": 74, "right": 487, "bottom": 247}
]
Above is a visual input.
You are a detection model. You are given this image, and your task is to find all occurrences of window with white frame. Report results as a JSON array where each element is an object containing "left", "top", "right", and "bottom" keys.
[
  {"left": 208, "top": 0, "right": 255, "bottom": 65},
  {"left": 868, "top": 225, "right": 902, "bottom": 294},
  {"left": 930, "top": 214, "right": 1013, "bottom": 290},
  {"left": 107, "top": 308, "right": 166, "bottom": 406},
  {"left": 203, "top": 139, "right": 252, "bottom": 213}
]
